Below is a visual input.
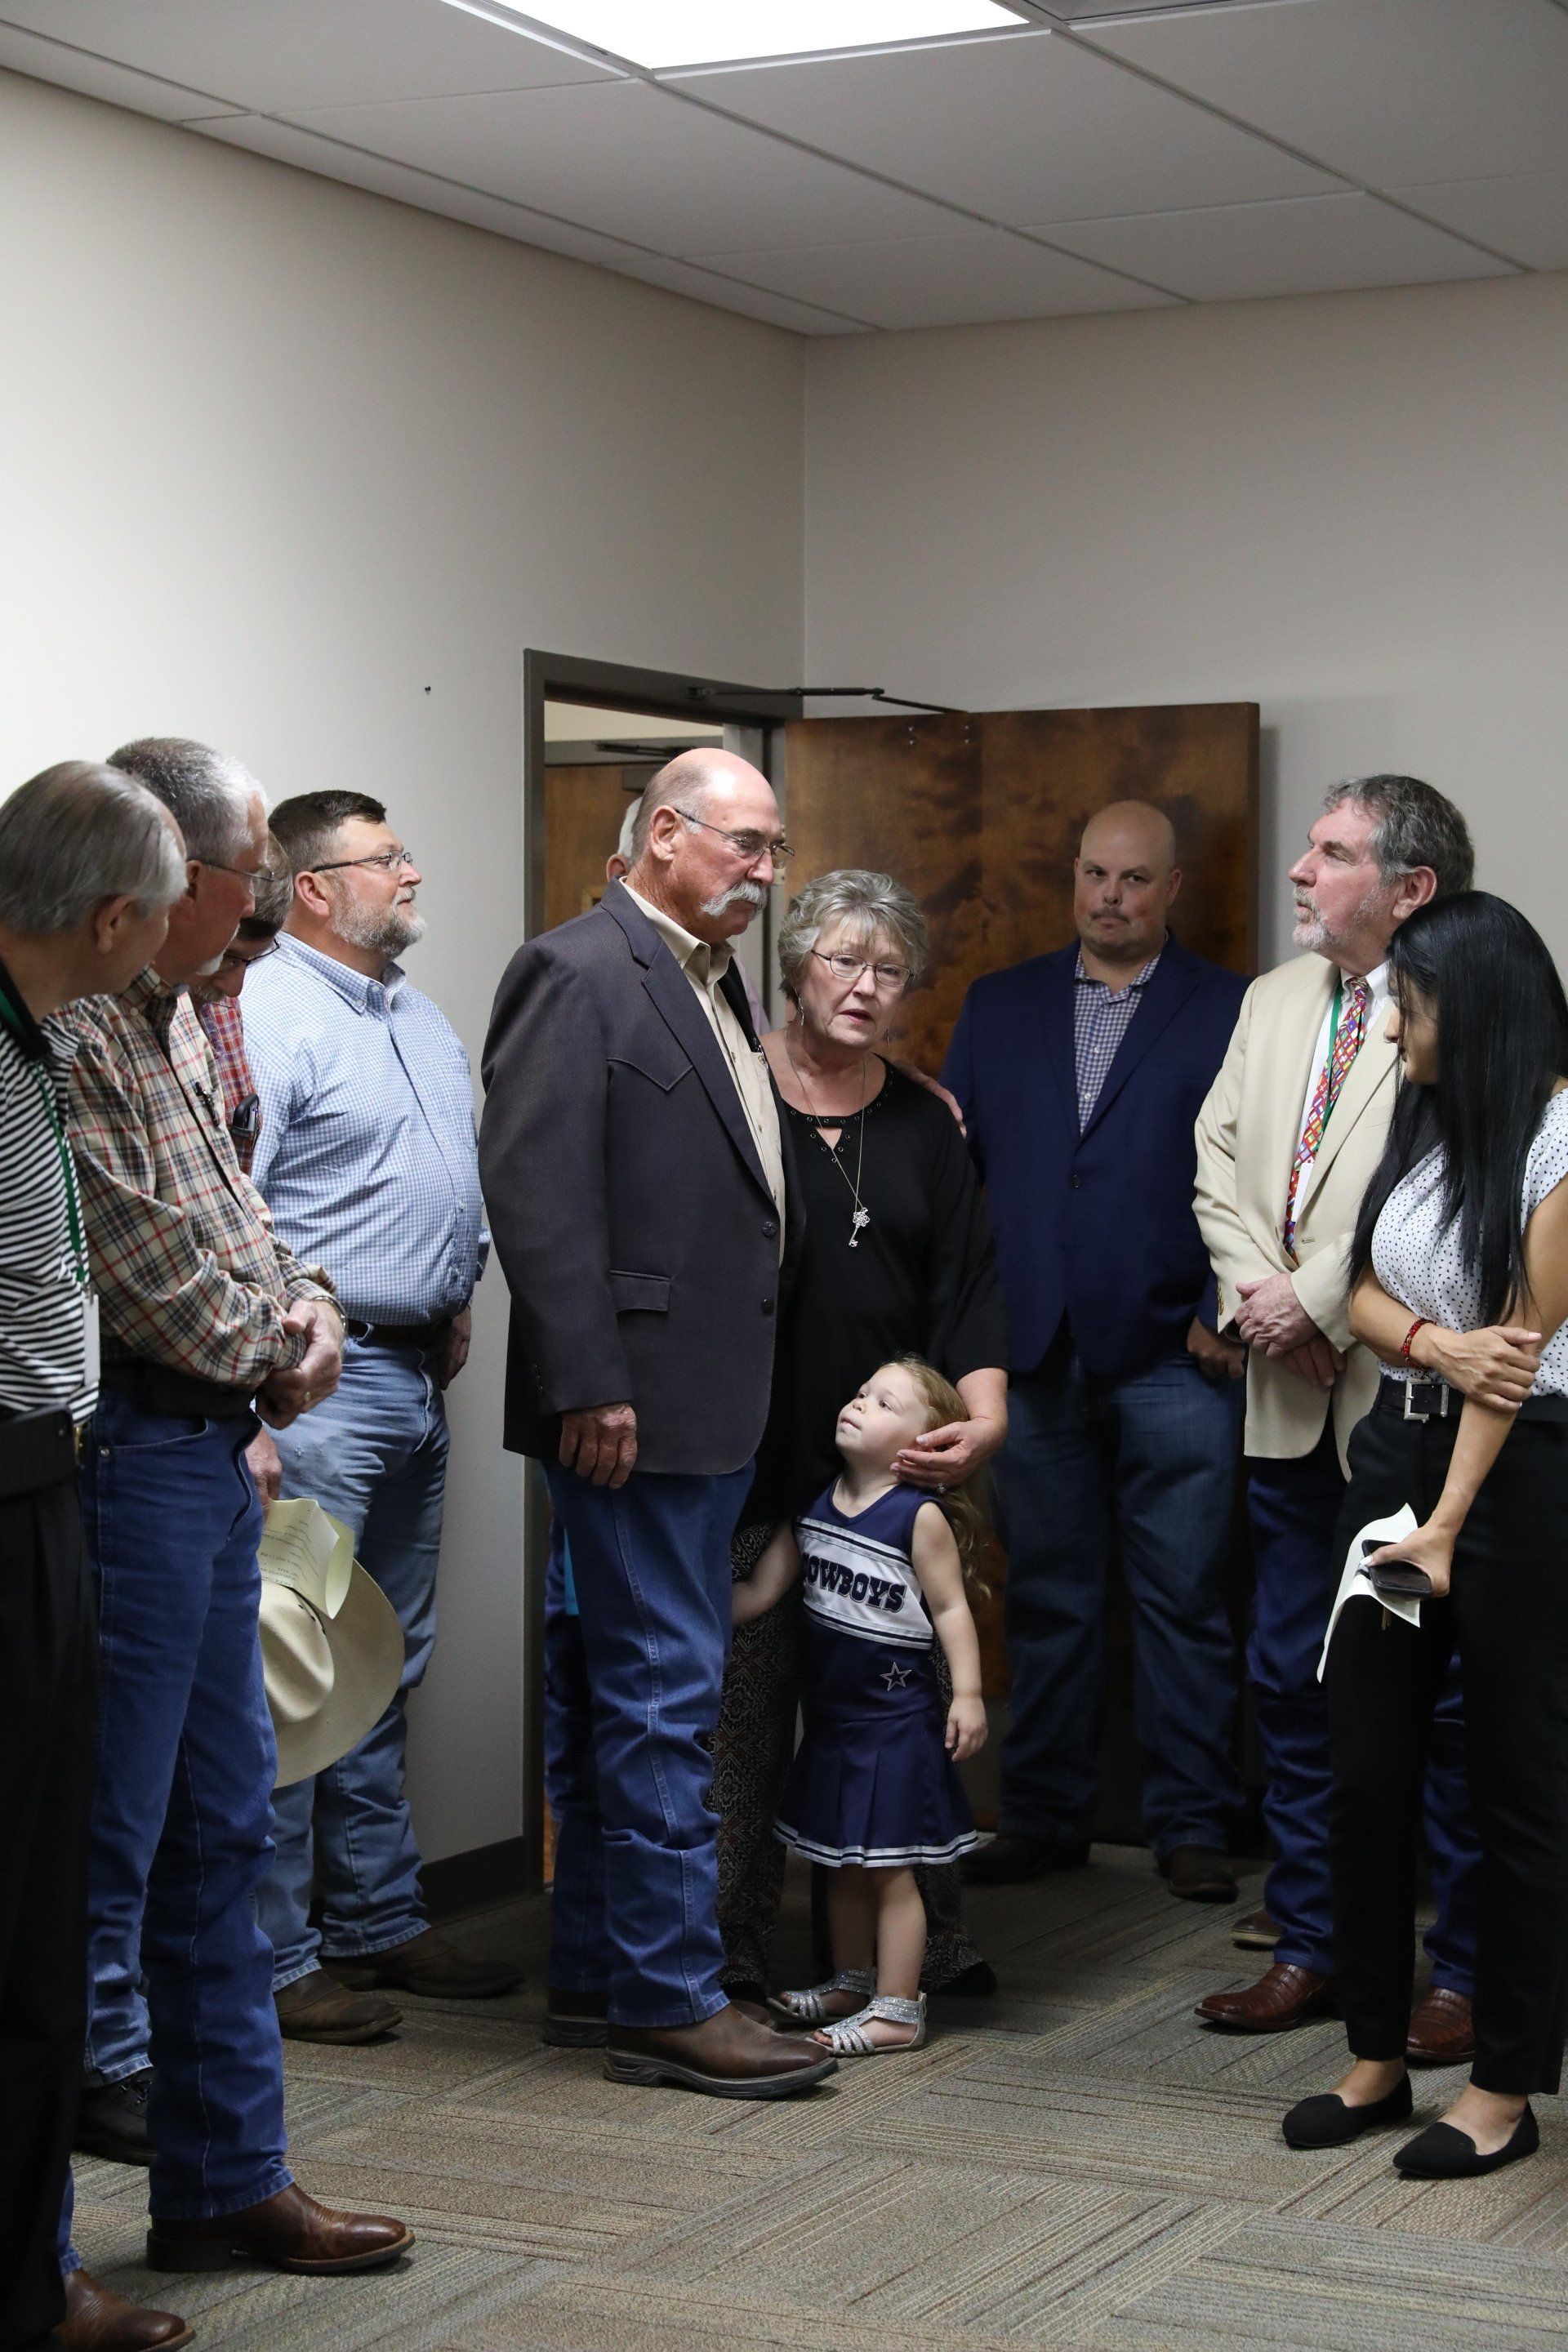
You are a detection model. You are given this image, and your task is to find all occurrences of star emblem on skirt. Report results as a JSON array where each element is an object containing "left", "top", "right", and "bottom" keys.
[{"left": 880, "top": 1660, "right": 912, "bottom": 1690}]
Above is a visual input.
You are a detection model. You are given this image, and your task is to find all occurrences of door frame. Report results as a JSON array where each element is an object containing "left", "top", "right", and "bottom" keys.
[{"left": 517, "top": 653, "right": 800, "bottom": 1890}]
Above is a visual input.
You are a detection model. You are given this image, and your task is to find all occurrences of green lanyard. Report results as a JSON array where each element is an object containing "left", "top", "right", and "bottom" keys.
[{"left": 0, "top": 988, "right": 91, "bottom": 1292}]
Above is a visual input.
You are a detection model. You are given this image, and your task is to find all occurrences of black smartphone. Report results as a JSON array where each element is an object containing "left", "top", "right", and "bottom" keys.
[{"left": 1362, "top": 1538, "right": 1432, "bottom": 1599}]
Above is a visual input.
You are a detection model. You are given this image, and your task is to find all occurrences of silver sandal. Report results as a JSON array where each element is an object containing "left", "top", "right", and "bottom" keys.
[
  {"left": 768, "top": 1969, "right": 875, "bottom": 2024},
  {"left": 813, "top": 1992, "right": 928, "bottom": 2056}
]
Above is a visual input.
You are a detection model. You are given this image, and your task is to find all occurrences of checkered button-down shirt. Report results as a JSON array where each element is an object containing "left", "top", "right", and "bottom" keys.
[
  {"left": 1072, "top": 946, "right": 1164, "bottom": 1129},
  {"left": 197, "top": 994, "right": 263, "bottom": 1174},
  {"left": 65, "top": 967, "right": 332, "bottom": 1388}
]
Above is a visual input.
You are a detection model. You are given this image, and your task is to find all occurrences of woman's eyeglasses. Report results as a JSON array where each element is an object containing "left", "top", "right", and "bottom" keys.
[{"left": 810, "top": 949, "right": 911, "bottom": 992}]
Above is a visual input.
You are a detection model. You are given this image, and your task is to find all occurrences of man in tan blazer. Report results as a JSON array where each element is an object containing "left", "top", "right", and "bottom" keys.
[{"left": 1192, "top": 775, "right": 1482, "bottom": 2043}]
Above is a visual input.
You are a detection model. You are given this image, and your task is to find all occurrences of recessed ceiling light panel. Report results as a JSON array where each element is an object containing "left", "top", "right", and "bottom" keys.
[{"left": 480, "top": 2, "right": 1027, "bottom": 72}]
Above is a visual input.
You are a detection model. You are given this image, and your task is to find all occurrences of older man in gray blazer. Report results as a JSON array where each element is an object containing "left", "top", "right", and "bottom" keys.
[{"left": 480, "top": 751, "right": 831, "bottom": 2099}]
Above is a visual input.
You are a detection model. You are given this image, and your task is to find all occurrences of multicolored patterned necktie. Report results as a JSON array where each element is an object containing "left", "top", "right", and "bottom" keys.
[{"left": 1282, "top": 977, "right": 1370, "bottom": 1255}]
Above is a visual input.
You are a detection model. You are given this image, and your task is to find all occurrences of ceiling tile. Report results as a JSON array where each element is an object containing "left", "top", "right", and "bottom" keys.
[
  {"left": 288, "top": 79, "right": 960, "bottom": 253},
  {"left": 1084, "top": 0, "right": 1568, "bottom": 188},
  {"left": 686, "top": 226, "right": 1176, "bottom": 329},
  {"left": 201, "top": 114, "right": 862, "bottom": 329},
  {"left": 606, "top": 255, "right": 871, "bottom": 332},
  {"left": 0, "top": 0, "right": 613, "bottom": 112},
  {"left": 0, "top": 20, "right": 243, "bottom": 119},
  {"left": 198, "top": 112, "right": 650, "bottom": 261},
  {"left": 1049, "top": 191, "right": 1518, "bottom": 302},
  {"left": 675, "top": 29, "right": 1335, "bottom": 225},
  {"left": 1392, "top": 171, "right": 1568, "bottom": 271}
]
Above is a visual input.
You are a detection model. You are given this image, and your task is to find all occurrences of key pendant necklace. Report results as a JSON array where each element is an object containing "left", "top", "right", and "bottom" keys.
[{"left": 786, "top": 1027, "right": 872, "bottom": 1247}]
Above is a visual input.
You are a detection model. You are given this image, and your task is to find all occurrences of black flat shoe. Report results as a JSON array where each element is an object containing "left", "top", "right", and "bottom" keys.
[
  {"left": 1394, "top": 2104, "right": 1539, "bottom": 2178},
  {"left": 1282, "top": 2074, "right": 1413, "bottom": 2149}
]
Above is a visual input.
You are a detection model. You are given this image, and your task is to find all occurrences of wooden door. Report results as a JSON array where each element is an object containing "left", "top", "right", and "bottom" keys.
[{"left": 782, "top": 704, "right": 1258, "bottom": 1841}]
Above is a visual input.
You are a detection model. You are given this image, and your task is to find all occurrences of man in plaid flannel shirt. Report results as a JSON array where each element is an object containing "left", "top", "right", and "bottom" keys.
[{"left": 60, "top": 737, "right": 410, "bottom": 2283}]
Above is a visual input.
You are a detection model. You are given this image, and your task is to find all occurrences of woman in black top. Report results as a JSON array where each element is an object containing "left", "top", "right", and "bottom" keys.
[{"left": 714, "top": 869, "right": 1009, "bottom": 2007}]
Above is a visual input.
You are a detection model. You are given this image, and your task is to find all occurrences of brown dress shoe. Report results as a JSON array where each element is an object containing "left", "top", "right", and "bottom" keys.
[
  {"left": 543, "top": 1987, "right": 608, "bottom": 2047},
  {"left": 276, "top": 1968, "right": 401, "bottom": 2045},
  {"left": 56, "top": 2268, "right": 192, "bottom": 2351},
  {"left": 145, "top": 2183, "right": 412, "bottom": 2275},
  {"left": 1196, "top": 1963, "right": 1334, "bottom": 2033},
  {"left": 605, "top": 2002, "right": 836, "bottom": 2098},
  {"left": 1405, "top": 1984, "right": 1476, "bottom": 2065},
  {"left": 1160, "top": 1846, "right": 1239, "bottom": 1904},
  {"left": 327, "top": 1927, "right": 520, "bottom": 1998},
  {"left": 1232, "top": 1908, "right": 1281, "bottom": 1951}
]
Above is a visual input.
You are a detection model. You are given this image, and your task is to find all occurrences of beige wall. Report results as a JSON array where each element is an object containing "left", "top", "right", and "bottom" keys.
[
  {"left": 804, "top": 273, "right": 1568, "bottom": 966},
  {"left": 0, "top": 67, "right": 804, "bottom": 1863}
]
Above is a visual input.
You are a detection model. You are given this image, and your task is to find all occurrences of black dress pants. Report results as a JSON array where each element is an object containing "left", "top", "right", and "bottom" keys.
[
  {"left": 1325, "top": 1396, "right": 1568, "bottom": 2094},
  {"left": 0, "top": 1477, "right": 97, "bottom": 2352}
]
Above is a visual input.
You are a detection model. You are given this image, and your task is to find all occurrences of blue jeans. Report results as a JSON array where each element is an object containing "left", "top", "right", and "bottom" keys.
[
  {"left": 1248, "top": 1423, "right": 1481, "bottom": 1982},
  {"left": 545, "top": 1461, "right": 752, "bottom": 2028},
  {"left": 992, "top": 1341, "right": 1245, "bottom": 1856},
  {"left": 543, "top": 1522, "right": 609, "bottom": 1998},
  {"left": 78, "top": 1396, "right": 291, "bottom": 2221},
  {"left": 256, "top": 1339, "right": 449, "bottom": 1989}
]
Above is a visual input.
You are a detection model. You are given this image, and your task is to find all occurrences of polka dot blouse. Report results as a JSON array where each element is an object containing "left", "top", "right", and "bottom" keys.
[{"left": 1371, "top": 1090, "right": 1568, "bottom": 1400}]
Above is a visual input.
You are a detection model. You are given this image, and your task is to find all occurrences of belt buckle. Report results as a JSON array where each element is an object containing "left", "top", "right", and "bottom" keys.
[{"left": 1402, "top": 1379, "right": 1450, "bottom": 1423}]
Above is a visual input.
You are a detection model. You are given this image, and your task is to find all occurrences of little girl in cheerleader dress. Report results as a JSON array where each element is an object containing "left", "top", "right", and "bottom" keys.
[{"left": 734, "top": 1355, "right": 987, "bottom": 2054}]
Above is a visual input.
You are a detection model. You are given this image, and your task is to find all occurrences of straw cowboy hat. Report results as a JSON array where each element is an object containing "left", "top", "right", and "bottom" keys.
[{"left": 259, "top": 1498, "right": 404, "bottom": 1788}]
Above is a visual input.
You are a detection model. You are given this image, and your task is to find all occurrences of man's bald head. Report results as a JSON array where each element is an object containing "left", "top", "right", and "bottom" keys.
[
  {"left": 626, "top": 746, "right": 783, "bottom": 945},
  {"left": 1073, "top": 799, "right": 1182, "bottom": 975}
]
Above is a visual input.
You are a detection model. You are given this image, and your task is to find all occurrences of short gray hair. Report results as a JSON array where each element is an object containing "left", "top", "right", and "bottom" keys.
[
  {"left": 107, "top": 735, "right": 262, "bottom": 866},
  {"left": 1324, "top": 774, "right": 1474, "bottom": 899},
  {"left": 0, "top": 760, "right": 187, "bottom": 936},
  {"left": 777, "top": 869, "right": 928, "bottom": 1002}
]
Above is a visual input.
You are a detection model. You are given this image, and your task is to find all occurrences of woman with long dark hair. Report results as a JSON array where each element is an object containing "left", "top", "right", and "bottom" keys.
[{"left": 1281, "top": 892, "right": 1568, "bottom": 2178}]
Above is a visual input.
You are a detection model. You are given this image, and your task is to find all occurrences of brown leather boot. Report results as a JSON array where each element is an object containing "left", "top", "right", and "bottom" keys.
[
  {"left": 55, "top": 2267, "right": 192, "bottom": 2350},
  {"left": 275, "top": 1968, "right": 401, "bottom": 2045},
  {"left": 605, "top": 2002, "right": 836, "bottom": 2098},
  {"left": 145, "top": 2184, "right": 412, "bottom": 2274},
  {"left": 328, "top": 1927, "right": 521, "bottom": 1998},
  {"left": 1405, "top": 1985, "right": 1476, "bottom": 2065},
  {"left": 1196, "top": 1963, "right": 1334, "bottom": 2033},
  {"left": 1160, "top": 1846, "right": 1239, "bottom": 1903}
]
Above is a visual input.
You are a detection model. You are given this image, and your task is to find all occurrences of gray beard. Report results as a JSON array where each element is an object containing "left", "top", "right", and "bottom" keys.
[
  {"left": 701, "top": 880, "right": 766, "bottom": 921},
  {"left": 334, "top": 895, "right": 426, "bottom": 960}
]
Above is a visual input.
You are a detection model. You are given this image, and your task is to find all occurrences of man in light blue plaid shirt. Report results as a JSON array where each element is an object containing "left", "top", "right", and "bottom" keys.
[{"left": 238, "top": 791, "right": 514, "bottom": 2042}]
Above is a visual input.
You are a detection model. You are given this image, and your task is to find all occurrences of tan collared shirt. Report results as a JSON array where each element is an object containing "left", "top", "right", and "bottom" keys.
[{"left": 625, "top": 886, "right": 786, "bottom": 1259}]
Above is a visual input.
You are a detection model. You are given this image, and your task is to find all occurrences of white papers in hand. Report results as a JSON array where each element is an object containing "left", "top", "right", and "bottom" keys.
[{"left": 1316, "top": 1505, "right": 1420, "bottom": 1683}]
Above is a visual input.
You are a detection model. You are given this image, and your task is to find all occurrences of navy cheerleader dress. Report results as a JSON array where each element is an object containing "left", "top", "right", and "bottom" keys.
[{"left": 774, "top": 1481, "right": 978, "bottom": 1870}]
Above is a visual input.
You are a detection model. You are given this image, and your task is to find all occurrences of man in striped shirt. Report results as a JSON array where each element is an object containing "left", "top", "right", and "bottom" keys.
[
  {"left": 0, "top": 762, "right": 187, "bottom": 2352},
  {"left": 62, "top": 737, "right": 411, "bottom": 2287}
]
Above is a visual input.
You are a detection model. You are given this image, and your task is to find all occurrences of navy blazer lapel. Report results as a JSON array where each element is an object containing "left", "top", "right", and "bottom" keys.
[
  {"left": 1036, "top": 952, "right": 1080, "bottom": 1125},
  {"left": 1078, "top": 942, "right": 1201, "bottom": 1142},
  {"left": 608, "top": 889, "right": 775, "bottom": 1205}
]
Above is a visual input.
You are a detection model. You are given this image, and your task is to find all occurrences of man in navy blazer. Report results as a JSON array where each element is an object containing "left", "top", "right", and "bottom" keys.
[{"left": 944, "top": 802, "right": 1249, "bottom": 1898}]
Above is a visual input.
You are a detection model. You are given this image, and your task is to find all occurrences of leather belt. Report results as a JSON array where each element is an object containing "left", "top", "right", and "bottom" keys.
[
  {"left": 356, "top": 1321, "right": 452, "bottom": 1352},
  {"left": 99, "top": 1359, "right": 260, "bottom": 1419},
  {"left": 1377, "top": 1377, "right": 1568, "bottom": 1426}
]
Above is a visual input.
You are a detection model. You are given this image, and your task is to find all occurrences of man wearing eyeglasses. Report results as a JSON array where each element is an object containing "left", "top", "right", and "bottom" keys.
[
  {"left": 481, "top": 749, "right": 832, "bottom": 2100},
  {"left": 189, "top": 844, "right": 294, "bottom": 1176},
  {"left": 238, "top": 791, "right": 503, "bottom": 2047}
]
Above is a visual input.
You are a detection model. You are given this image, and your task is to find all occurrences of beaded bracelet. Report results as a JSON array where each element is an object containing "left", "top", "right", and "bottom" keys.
[{"left": 1400, "top": 1316, "right": 1430, "bottom": 1365}]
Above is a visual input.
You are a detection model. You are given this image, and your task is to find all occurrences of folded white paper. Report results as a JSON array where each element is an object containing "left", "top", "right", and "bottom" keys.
[{"left": 1316, "top": 1505, "right": 1421, "bottom": 1682}]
